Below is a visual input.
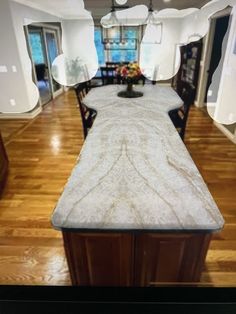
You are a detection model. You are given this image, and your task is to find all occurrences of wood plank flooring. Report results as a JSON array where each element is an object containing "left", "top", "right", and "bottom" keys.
[
  {"left": 0, "top": 90, "right": 235, "bottom": 286},
  {"left": 185, "top": 107, "right": 236, "bottom": 286},
  {"left": 0, "top": 92, "right": 83, "bottom": 285}
]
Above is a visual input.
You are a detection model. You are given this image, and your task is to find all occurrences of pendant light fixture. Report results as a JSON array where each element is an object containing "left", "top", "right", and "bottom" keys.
[
  {"left": 101, "top": 0, "right": 120, "bottom": 29},
  {"left": 142, "top": 0, "right": 163, "bottom": 44},
  {"left": 101, "top": 0, "right": 137, "bottom": 50},
  {"left": 144, "top": 0, "right": 155, "bottom": 24},
  {"left": 115, "top": 0, "right": 128, "bottom": 4}
]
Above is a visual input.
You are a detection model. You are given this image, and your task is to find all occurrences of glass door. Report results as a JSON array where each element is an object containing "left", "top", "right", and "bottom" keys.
[
  {"left": 28, "top": 28, "right": 52, "bottom": 105},
  {"left": 44, "top": 29, "right": 63, "bottom": 97}
]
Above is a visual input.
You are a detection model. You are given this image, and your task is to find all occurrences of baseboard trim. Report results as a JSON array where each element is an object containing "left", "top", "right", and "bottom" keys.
[
  {"left": 214, "top": 121, "right": 236, "bottom": 144},
  {"left": 194, "top": 100, "right": 205, "bottom": 108},
  {"left": 0, "top": 106, "right": 42, "bottom": 120}
]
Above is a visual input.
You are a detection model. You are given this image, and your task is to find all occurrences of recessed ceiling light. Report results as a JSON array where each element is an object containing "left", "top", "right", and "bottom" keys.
[
  {"left": 163, "top": 0, "right": 172, "bottom": 3},
  {"left": 115, "top": 0, "right": 128, "bottom": 5}
]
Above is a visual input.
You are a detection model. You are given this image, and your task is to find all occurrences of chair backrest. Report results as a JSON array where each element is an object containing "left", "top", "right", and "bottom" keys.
[
  {"left": 74, "top": 84, "right": 96, "bottom": 139},
  {"left": 169, "top": 84, "right": 195, "bottom": 141},
  {"left": 80, "top": 81, "right": 90, "bottom": 94},
  {"left": 100, "top": 66, "right": 117, "bottom": 85},
  {"left": 140, "top": 74, "right": 146, "bottom": 86},
  {"left": 180, "top": 85, "right": 195, "bottom": 121}
]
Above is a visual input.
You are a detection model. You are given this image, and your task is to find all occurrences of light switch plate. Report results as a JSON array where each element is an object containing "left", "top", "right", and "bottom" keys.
[{"left": 10, "top": 99, "right": 16, "bottom": 106}]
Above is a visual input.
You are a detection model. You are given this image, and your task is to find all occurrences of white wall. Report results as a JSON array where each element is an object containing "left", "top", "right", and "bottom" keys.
[
  {"left": 0, "top": 0, "right": 97, "bottom": 114},
  {"left": 9, "top": 1, "right": 62, "bottom": 114},
  {"left": 51, "top": 18, "right": 98, "bottom": 86},
  {"left": 0, "top": 0, "right": 61, "bottom": 114},
  {"left": 0, "top": 0, "right": 30, "bottom": 113},
  {"left": 213, "top": 6, "right": 236, "bottom": 125},
  {"left": 140, "top": 19, "right": 182, "bottom": 81}
]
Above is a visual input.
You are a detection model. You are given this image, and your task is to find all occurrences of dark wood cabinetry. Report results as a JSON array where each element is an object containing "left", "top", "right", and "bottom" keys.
[
  {"left": 173, "top": 39, "right": 203, "bottom": 102},
  {"left": 63, "top": 232, "right": 134, "bottom": 286},
  {"left": 0, "top": 132, "right": 8, "bottom": 195},
  {"left": 134, "top": 233, "right": 211, "bottom": 286},
  {"left": 63, "top": 231, "right": 211, "bottom": 287}
]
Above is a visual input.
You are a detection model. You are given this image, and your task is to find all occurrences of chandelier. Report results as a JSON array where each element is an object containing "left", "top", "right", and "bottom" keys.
[
  {"left": 101, "top": 0, "right": 129, "bottom": 29},
  {"left": 143, "top": 0, "right": 163, "bottom": 44},
  {"left": 101, "top": 0, "right": 137, "bottom": 50}
]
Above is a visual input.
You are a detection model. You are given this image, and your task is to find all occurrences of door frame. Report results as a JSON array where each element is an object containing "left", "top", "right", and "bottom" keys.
[
  {"left": 24, "top": 25, "right": 42, "bottom": 107},
  {"left": 195, "top": 6, "right": 232, "bottom": 108},
  {"left": 43, "top": 28, "right": 64, "bottom": 98},
  {"left": 26, "top": 23, "right": 64, "bottom": 105}
]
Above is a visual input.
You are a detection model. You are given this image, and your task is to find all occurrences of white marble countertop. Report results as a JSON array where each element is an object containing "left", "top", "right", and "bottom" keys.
[{"left": 51, "top": 85, "right": 224, "bottom": 232}]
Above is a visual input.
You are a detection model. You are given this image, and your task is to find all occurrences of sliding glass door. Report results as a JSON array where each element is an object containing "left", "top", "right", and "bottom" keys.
[
  {"left": 27, "top": 24, "right": 63, "bottom": 105},
  {"left": 28, "top": 28, "right": 51, "bottom": 105},
  {"left": 44, "top": 29, "right": 63, "bottom": 96}
]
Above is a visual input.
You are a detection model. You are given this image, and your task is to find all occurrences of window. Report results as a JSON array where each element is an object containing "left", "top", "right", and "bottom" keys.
[
  {"left": 95, "top": 26, "right": 105, "bottom": 65},
  {"left": 110, "top": 49, "right": 137, "bottom": 63},
  {"left": 94, "top": 26, "right": 140, "bottom": 64},
  {"left": 29, "top": 32, "right": 45, "bottom": 64}
]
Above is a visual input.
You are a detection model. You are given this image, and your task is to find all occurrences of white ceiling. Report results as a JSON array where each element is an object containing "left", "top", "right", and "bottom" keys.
[
  {"left": 12, "top": 0, "right": 86, "bottom": 18},
  {"left": 85, "top": 0, "right": 211, "bottom": 18},
  {"left": 11, "top": 0, "right": 212, "bottom": 18}
]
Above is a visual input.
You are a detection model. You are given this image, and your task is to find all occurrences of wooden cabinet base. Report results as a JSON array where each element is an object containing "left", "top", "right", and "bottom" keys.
[
  {"left": 63, "top": 231, "right": 212, "bottom": 287},
  {"left": 63, "top": 232, "right": 134, "bottom": 286},
  {"left": 134, "top": 233, "right": 211, "bottom": 286}
]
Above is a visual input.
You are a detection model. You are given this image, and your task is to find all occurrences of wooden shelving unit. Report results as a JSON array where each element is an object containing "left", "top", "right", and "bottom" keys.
[{"left": 173, "top": 39, "right": 203, "bottom": 101}]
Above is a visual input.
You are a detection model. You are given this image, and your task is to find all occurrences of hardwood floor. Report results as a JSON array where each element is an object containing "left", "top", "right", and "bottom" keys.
[
  {"left": 0, "top": 92, "right": 83, "bottom": 285},
  {"left": 0, "top": 91, "right": 235, "bottom": 286},
  {"left": 185, "top": 107, "right": 236, "bottom": 286}
]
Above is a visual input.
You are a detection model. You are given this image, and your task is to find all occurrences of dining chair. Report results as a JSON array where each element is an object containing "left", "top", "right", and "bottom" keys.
[
  {"left": 86, "top": 79, "right": 103, "bottom": 90},
  {"left": 140, "top": 75, "right": 146, "bottom": 85},
  {"left": 79, "top": 82, "right": 89, "bottom": 95},
  {"left": 74, "top": 83, "right": 97, "bottom": 139},
  {"left": 100, "top": 66, "right": 117, "bottom": 85},
  {"left": 169, "top": 86, "right": 195, "bottom": 141}
]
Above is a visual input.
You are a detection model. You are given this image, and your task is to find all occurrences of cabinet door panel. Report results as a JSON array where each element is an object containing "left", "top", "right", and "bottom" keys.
[
  {"left": 134, "top": 233, "right": 211, "bottom": 286},
  {"left": 63, "top": 232, "right": 134, "bottom": 286}
]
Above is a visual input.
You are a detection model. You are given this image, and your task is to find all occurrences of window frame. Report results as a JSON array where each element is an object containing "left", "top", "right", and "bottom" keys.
[{"left": 94, "top": 24, "right": 143, "bottom": 64}]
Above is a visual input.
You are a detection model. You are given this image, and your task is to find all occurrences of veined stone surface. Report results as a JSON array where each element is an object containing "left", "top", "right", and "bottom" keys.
[{"left": 51, "top": 85, "right": 224, "bottom": 231}]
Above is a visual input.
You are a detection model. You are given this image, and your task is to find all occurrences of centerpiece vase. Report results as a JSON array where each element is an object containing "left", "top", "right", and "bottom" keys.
[
  {"left": 127, "top": 82, "right": 133, "bottom": 93},
  {"left": 117, "top": 79, "right": 143, "bottom": 99}
]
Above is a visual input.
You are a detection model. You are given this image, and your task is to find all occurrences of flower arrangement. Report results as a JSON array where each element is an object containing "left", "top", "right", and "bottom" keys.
[
  {"left": 116, "top": 62, "right": 142, "bottom": 82},
  {"left": 116, "top": 62, "right": 144, "bottom": 98}
]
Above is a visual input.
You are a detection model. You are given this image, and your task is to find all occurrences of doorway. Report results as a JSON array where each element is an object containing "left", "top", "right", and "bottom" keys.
[
  {"left": 26, "top": 24, "right": 63, "bottom": 106},
  {"left": 204, "top": 15, "right": 230, "bottom": 102}
]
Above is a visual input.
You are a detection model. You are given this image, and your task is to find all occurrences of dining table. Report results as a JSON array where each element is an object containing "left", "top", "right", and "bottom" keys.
[{"left": 51, "top": 84, "right": 224, "bottom": 286}]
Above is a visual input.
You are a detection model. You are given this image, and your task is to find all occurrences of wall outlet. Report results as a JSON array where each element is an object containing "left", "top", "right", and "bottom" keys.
[
  {"left": 208, "top": 90, "right": 213, "bottom": 97},
  {"left": 12, "top": 66, "right": 17, "bottom": 73},
  {"left": 10, "top": 99, "right": 16, "bottom": 106},
  {"left": 0, "top": 66, "right": 7, "bottom": 73}
]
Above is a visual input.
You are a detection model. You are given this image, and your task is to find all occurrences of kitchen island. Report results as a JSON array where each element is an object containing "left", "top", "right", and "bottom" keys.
[{"left": 51, "top": 85, "right": 224, "bottom": 286}]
